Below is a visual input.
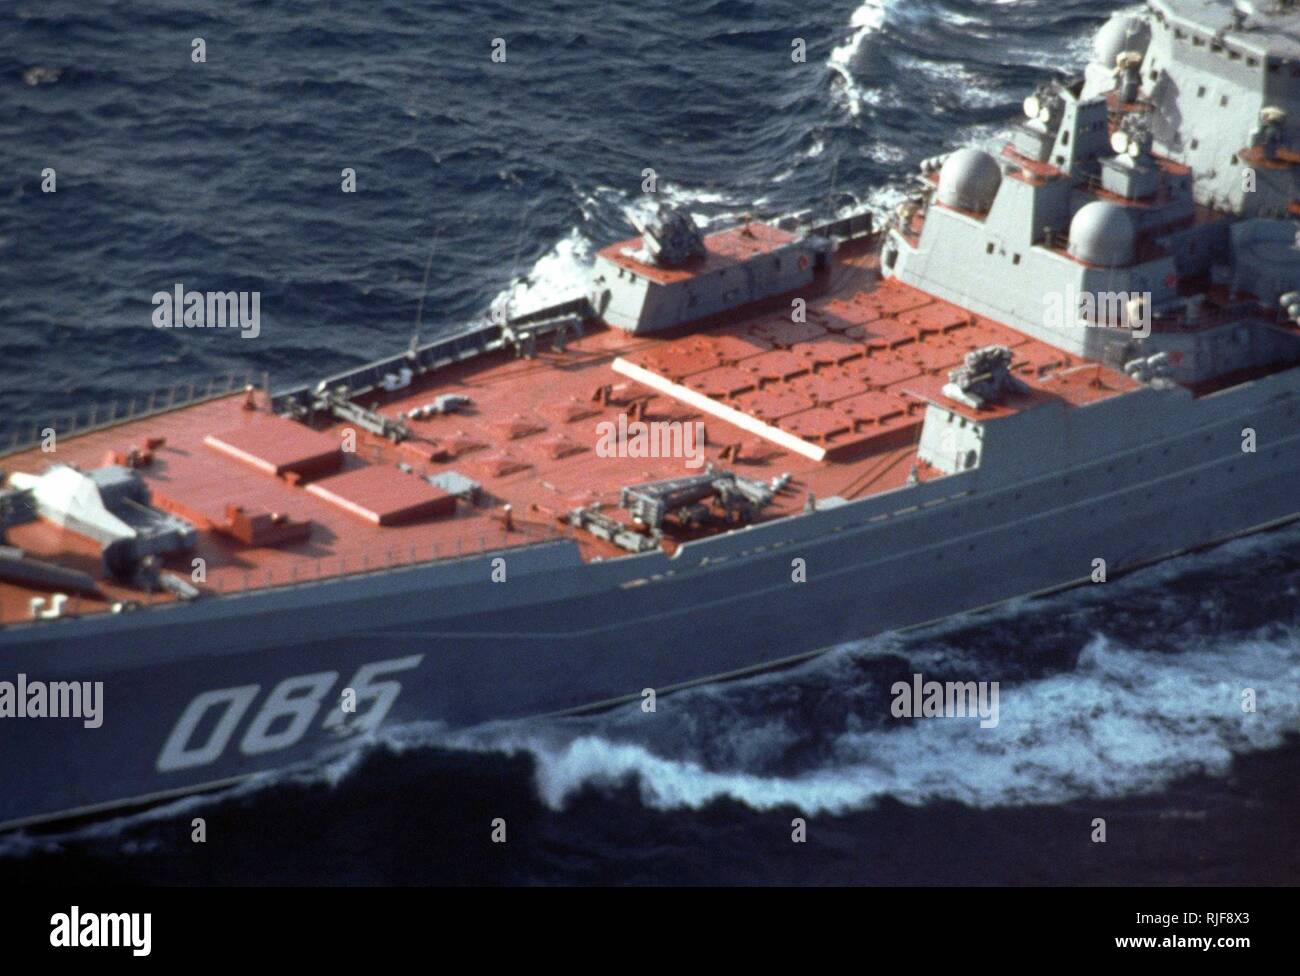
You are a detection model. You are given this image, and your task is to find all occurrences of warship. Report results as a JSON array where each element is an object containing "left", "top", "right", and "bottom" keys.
[{"left": 5, "top": 0, "right": 1300, "bottom": 831}]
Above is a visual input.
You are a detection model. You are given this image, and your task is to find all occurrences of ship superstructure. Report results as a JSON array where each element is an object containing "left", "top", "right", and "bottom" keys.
[
  {"left": 3, "top": 0, "right": 1300, "bottom": 831},
  {"left": 885, "top": 1, "right": 1300, "bottom": 387}
]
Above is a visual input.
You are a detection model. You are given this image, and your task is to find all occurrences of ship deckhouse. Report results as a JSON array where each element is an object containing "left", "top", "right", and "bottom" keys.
[
  {"left": 589, "top": 205, "right": 830, "bottom": 334},
  {"left": 883, "top": 0, "right": 1300, "bottom": 387},
  {"left": 1086, "top": 0, "right": 1300, "bottom": 217}
]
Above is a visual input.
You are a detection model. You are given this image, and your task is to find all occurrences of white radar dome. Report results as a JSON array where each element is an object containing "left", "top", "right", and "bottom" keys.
[
  {"left": 936, "top": 148, "right": 1002, "bottom": 214},
  {"left": 1068, "top": 201, "right": 1136, "bottom": 267},
  {"left": 1094, "top": 14, "right": 1151, "bottom": 67}
]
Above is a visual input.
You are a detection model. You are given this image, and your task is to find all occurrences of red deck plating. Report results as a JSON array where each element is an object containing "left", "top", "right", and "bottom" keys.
[
  {"left": 305, "top": 465, "right": 456, "bottom": 525},
  {"left": 205, "top": 414, "right": 343, "bottom": 479},
  {"left": 614, "top": 277, "right": 1129, "bottom": 461}
]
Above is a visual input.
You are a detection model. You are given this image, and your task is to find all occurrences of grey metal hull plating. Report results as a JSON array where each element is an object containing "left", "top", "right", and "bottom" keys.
[{"left": 3, "top": 368, "right": 1299, "bottom": 830}]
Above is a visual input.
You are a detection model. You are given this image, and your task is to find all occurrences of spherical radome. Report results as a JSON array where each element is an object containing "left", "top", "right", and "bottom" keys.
[
  {"left": 1094, "top": 14, "right": 1151, "bottom": 67},
  {"left": 1068, "top": 201, "right": 1136, "bottom": 267},
  {"left": 936, "top": 148, "right": 1002, "bottom": 214}
]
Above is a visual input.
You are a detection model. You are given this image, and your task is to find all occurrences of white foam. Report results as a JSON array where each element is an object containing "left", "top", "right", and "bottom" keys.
[
  {"left": 469, "top": 631, "right": 1300, "bottom": 815},
  {"left": 619, "top": 181, "right": 745, "bottom": 230},
  {"left": 13, "top": 593, "right": 1293, "bottom": 849},
  {"left": 827, "top": 0, "right": 1108, "bottom": 120},
  {"left": 828, "top": 0, "right": 891, "bottom": 117},
  {"left": 488, "top": 227, "right": 593, "bottom": 320}
]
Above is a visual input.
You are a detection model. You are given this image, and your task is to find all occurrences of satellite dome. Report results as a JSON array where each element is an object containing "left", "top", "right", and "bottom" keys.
[
  {"left": 1094, "top": 14, "right": 1151, "bottom": 67},
  {"left": 936, "top": 148, "right": 1002, "bottom": 214},
  {"left": 1068, "top": 201, "right": 1136, "bottom": 267}
]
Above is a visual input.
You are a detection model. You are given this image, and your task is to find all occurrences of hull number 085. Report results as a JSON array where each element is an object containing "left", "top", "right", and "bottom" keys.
[{"left": 157, "top": 655, "right": 424, "bottom": 773}]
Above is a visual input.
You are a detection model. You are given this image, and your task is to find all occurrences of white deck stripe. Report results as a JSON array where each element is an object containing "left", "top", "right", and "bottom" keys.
[
  {"left": 611, "top": 357, "right": 827, "bottom": 462},
  {"left": 304, "top": 482, "right": 383, "bottom": 523},
  {"left": 202, "top": 434, "right": 278, "bottom": 475}
]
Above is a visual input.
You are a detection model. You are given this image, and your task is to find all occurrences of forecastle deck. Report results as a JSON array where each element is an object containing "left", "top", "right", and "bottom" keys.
[{"left": 0, "top": 245, "right": 1134, "bottom": 628}]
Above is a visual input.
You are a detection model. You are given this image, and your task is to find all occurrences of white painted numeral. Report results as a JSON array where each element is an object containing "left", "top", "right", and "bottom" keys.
[
  {"left": 322, "top": 655, "right": 423, "bottom": 735},
  {"left": 157, "top": 686, "right": 260, "bottom": 772},
  {"left": 239, "top": 671, "right": 338, "bottom": 756},
  {"left": 158, "top": 655, "right": 426, "bottom": 773}
]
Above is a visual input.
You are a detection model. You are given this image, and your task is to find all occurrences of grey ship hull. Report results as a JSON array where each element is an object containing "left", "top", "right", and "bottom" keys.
[{"left": 3, "top": 367, "right": 1299, "bottom": 831}]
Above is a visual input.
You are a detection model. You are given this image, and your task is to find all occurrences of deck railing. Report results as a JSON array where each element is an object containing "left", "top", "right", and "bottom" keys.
[
  {"left": 271, "top": 297, "right": 593, "bottom": 417},
  {"left": 0, "top": 370, "right": 260, "bottom": 458},
  {"left": 11, "top": 517, "right": 570, "bottom": 627},
  {"left": 203, "top": 517, "right": 566, "bottom": 598}
]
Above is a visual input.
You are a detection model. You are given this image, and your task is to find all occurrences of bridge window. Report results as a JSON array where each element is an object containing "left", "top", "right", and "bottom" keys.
[{"left": 1197, "top": 85, "right": 1206, "bottom": 97}]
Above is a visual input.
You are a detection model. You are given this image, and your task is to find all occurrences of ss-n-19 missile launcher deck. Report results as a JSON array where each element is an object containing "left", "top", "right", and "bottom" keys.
[{"left": 5, "top": 0, "right": 1300, "bottom": 831}]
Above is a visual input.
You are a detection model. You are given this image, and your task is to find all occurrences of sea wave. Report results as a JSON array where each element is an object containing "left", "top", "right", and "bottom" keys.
[{"left": 482, "top": 632, "right": 1299, "bottom": 814}]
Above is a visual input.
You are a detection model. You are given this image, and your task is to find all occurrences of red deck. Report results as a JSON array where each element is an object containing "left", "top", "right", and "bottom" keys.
[
  {"left": 0, "top": 244, "right": 1135, "bottom": 627},
  {"left": 613, "top": 271, "right": 1126, "bottom": 461},
  {"left": 305, "top": 465, "right": 457, "bottom": 525},
  {"left": 205, "top": 414, "right": 343, "bottom": 479}
]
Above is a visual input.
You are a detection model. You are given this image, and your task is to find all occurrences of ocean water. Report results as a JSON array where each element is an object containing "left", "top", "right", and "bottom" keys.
[{"left": 2, "top": 0, "right": 1298, "bottom": 884}]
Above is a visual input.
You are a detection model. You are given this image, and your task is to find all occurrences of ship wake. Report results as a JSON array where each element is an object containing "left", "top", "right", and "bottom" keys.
[{"left": 471, "top": 631, "right": 1300, "bottom": 815}]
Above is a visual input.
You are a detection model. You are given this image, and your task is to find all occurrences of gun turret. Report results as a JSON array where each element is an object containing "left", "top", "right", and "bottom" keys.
[{"left": 630, "top": 204, "right": 705, "bottom": 268}]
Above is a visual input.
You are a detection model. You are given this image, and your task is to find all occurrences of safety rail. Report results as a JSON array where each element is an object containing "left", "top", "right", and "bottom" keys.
[
  {"left": 9, "top": 481, "right": 981, "bottom": 627},
  {"left": 205, "top": 518, "right": 565, "bottom": 598},
  {"left": 271, "top": 297, "right": 593, "bottom": 417},
  {"left": 0, "top": 371, "right": 261, "bottom": 459},
  {"left": 5, "top": 517, "right": 570, "bottom": 628}
]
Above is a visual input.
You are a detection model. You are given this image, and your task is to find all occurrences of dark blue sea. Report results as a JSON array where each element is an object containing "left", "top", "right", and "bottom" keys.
[{"left": 1, "top": 0, "right": 1298, "bottom": 885}]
